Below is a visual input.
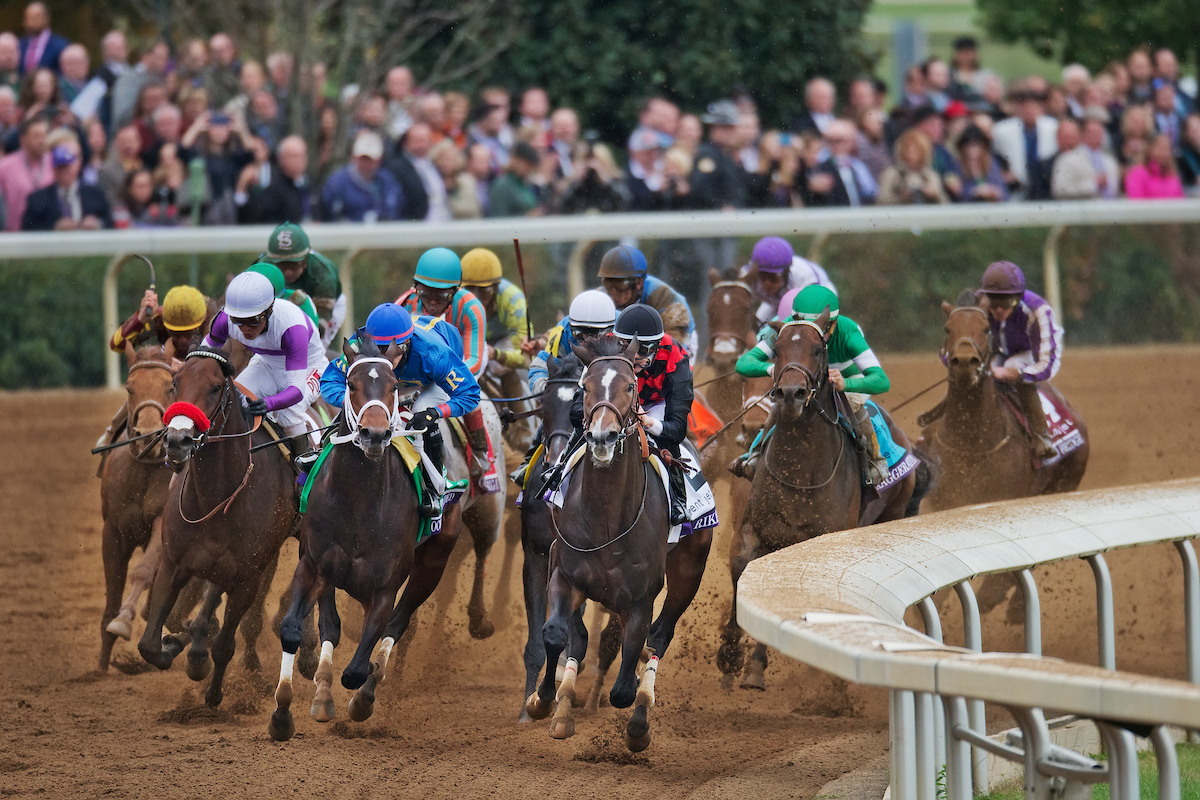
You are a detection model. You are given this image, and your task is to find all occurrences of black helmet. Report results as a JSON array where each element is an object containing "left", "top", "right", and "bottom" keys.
[{"left": 615, "top": 303, "right": 664, "bottom": 347}]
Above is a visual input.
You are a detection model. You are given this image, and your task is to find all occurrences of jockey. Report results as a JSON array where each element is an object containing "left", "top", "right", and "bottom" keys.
[
  {"left": 320, "top": 303, "right": 480, "bottom": 516},
  {"left": 247, "top": 262, "right": 319, "bottom": 326},
  {"left": 204, "top": 271, "right": 329, "bottom": 453},
  {"left": 598, "top": 245, "right": 698, "bottom": 360},
  {"left": 980, "top": 260, "right": 1061, "bottom": 459},
  {"left": 396, "top": 248, "right": 497, "bottom": 494},
  {"left": 259, "top": 221, "right": 346, "bottom": 346},
  {"left": 460, "top": 247, "right": 528, "bottom": 371},
  {"left": 738, "top": 236, "right": 838, "bottom": 325},
  {"left": 732, "top": 284, "right": 892, "bottom": 484},
  {"left": 526, "top": 289, "right": 616, "bottom": 394}
]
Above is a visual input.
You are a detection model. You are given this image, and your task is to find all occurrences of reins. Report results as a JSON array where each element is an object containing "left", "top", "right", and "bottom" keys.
[
  {"left": 549, "top": 460, "right": 651, "bottom": 553},
  {"left": 176, "top": 373, "right": 256, "bottom": 523}
]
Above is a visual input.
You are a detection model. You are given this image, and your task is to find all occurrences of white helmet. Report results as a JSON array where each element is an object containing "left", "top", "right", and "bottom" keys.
[
  {"left": 224, "top": 272, "right": 275, "bottom": 319},
  {"left": 568, "top": 290, "right": 616, "bottom": 329}
]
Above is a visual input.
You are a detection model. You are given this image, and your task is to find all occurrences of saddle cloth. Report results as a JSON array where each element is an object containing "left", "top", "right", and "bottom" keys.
[
  {"left": 865, "top": 400, "right": 921, "bottom": 491},
  {"left": 545, "top": 440, "right": 717, "bottom": 544},
  {"left": 998, "top": 386, "right": 1086, "bottom": 468}
]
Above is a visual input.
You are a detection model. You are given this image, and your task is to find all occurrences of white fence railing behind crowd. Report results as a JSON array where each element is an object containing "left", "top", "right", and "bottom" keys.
[
  {"left": 737, "top": 478, "right": 1200, "bottom": 800},
  {"left": 1, "top": 199, "right": 1199, "bottom": 388}
]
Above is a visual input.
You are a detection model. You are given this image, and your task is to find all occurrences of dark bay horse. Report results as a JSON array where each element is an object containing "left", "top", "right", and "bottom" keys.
[
  {"left": 139, "top": 346, "right": 298, "bottom": 707},
  {"left": 918, "top": 293, "right": 1088, "bottom": 511},
  {"left": 720, "top": 313, "right": 933, "bottom": 689},
  {"left": 524, "top": 336, "right": 712, "bottom": 752},
  {"left": 269, "top": 340, "right": 461, "bottom": 740}
]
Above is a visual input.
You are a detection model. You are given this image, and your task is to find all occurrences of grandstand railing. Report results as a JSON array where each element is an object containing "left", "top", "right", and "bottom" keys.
[
  {"left": 736, "top": 478, "right": 1200, "bottom": 800},
  {"left": 0, "top": 199, "right": 1198, "bottom": 388}
]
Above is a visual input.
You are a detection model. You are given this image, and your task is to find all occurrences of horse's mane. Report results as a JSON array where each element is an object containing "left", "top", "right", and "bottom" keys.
[
  {"left": 955, "top": 288, "right": 980, "bottom": 308},
  {"left": 133, "top": 342, "right": 172, "bottom": 362},
  {"left": 356, "top": 337, "right": 383, "bottom": 358},
  {"left": 576, "top": 333, "right": 624, "bottom": 361},
  {"left": 548, "top": 352, "right": 584, "bottom": 381}
]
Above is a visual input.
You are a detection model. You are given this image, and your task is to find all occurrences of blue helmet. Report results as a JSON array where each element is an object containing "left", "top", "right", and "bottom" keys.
[
  {"left": 598, "top": 245, "right": 648, "bottom": 279},
  {"left": 364, "top": 303, "right": 414, "bottom": 346},
  {"left": 414, "top": 247, "right": 462, "bottom": 289}
]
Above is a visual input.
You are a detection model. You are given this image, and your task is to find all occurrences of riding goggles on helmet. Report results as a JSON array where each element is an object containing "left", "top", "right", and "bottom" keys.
[
  {"left": 415, "top": 283, "right": 457, "bottom": 304},
  {"left": 985, "top": 293, "right": 1019, "bottom": 310},
  {"left": 230, "top": 311, "right": 269, "bottom": 327},
  {"left": 571, "top": 324, "right": 613, "bottom": 340},
  {"left": 616, "top": 335, "right": 659, "bottom": 359}
]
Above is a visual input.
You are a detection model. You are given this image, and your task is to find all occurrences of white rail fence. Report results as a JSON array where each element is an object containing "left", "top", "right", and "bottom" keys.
[
  {"left": 0, "top": 199, "right": 1198, "bottom": 388},
  {"left": 736, "top": 478, "right": 1200, "bottom": 800}
]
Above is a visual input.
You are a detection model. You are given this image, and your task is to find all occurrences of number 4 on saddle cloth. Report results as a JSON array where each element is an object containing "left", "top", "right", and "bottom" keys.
[{"left": 545, "top": 440, "right": 718, "bottom": 544}]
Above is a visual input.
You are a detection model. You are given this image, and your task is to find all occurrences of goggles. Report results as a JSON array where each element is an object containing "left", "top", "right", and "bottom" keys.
[
  {"left": 230, "top": 311, "right": 269, "bottom": 327},
  {"left": 617, "top": 336, "right": 660, "bottom": 359},
  {"left": 985, "top": 293, "right": 1020, "bottom": 310},
  {"left": 571, "top": 324, "right": 613, "bottom": 340},
  {"left": 371, "top": 338, "right": 411, "bottom": 358},
  {"left": 416, "top": 284, "right": 458, "bottom": 304}
]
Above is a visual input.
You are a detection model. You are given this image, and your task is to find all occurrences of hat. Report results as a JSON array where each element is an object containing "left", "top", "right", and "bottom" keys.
[
  {"left": 1152, "top": 77, "right": 1173, "bottom": 92},
  {"left": 956, "top": 124, "right": 991, "bottom": 149},
  {"left": 265, "top": 222, "right": 311, "bottom": 263},
  {"left": 700, "top": 99, "right": 740, "bottom": 126},
  {"left": 945, "top": 100, "right": 969, "bottom": 119},
  {"left": 750, "top": 236, "right": 795, "bottom": 272},
  {"left": 161, "top": 286, "right": 208, "bottom": 331},
  {"left": 628, "top": 129, "right": 663, "bottom": 152},
  {"left": 209, "top": 112, "right": 232, "bottom": 125},
  {"left": 52, "top": 145, "right": 76, "bottom": 167},
  {"left": 598, "top": 245, "right": 648, "bottom": 279},
  {"left": 910, "top": 105, "right": 941, "bottom": 125},
  {"left": 351, "top": 131, "right": 384, "bottom": 159}
]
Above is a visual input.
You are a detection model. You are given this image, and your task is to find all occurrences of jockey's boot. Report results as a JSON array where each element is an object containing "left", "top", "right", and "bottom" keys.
[
  {"left": 463, "top": 407, "right": 500, "bottom": 495},
  {"left": 1016, "top": 382, "right": 1057, "bottom": 459},
  {"left": 95, "top": 404, "right": 130, "bottom": 476},
  {"left": 728, "top": 406, "right": 778, "bottom": 481},
  {"left": 668, "top": 461, "right": 689, "bottom": 526},
  {"left": 916, "top": 397, "right": 946, "bottom": 428},
  {"left": 544, "top": 429, "right": 584, "bottom": 492},
  {"left": 510, "top": 436, "right": 541, "bottom": 488},
  {"left": 419, "top": 426, "right": 446, "bottom": 518},
  {"left": 853, "top": 407, "right": 889, "bottom": 486},
  {"left": 284, "top": 423, "right": 319, "bottom": 479}
]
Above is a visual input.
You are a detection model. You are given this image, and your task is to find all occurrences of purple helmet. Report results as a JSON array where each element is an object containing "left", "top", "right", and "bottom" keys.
[
  {"left": 981, "top": 261, "right": 1026, "bottom": 295},
  {"left": 750, "top": 236, "right": 794, "bottom": 273}
]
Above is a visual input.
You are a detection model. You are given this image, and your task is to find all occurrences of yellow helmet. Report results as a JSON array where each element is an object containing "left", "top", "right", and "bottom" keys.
[
  {"left": 460, "top": 248, "right": 503, "bottom": 286},
  {"left": 162, "top": 286, "right": 207, "bottom": 331}
]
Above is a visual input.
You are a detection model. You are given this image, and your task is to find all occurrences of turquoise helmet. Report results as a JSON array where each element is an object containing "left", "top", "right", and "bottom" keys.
[{"left": 414, "top": 247, "right": 462, "bottom": 289}]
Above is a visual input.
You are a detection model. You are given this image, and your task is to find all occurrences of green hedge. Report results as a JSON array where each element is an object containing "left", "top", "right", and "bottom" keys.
[{"left": 2, "top": 223, "right": 1198, "bottom": 389}]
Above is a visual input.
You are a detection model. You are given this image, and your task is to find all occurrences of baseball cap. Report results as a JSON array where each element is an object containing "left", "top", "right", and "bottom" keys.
[
  {"left": 351, "top": 131, "right": 384, "bottom": 160},
  {"left": 52, "top": 145, "right": 77, "bottom": 167},
  {"left": 210, "top": 112, "right": 232, "bottom": 125},
  {"left": 700, "top": 99, "right": 740, "bottom": 126}
]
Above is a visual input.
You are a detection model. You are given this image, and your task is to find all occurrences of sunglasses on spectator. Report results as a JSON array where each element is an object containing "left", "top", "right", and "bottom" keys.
[{"left": 230, "top": 312, "right": 269, "bottom": 327}]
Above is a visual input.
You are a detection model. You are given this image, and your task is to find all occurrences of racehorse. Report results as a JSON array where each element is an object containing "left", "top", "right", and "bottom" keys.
[
  {"left": 138, "top": 346, "right": 298, "bottom": 707},
  {"left": 917, "top": 291, "right": 1088, "bottom": 511},
  {"left": 701, "top": 272, "right": 759, "bottom": 471},
  {"left": 524, "top": 336, "right": 713, "bottom": 752},
  {"left": 719, "top": 312, "right": 934, "bottom": 689},
  {"left": 269, "top": 339, "right": 462, "bottom": 741}
]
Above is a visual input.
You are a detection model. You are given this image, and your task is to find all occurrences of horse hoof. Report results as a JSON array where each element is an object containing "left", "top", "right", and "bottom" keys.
[
  {"left": 310, "top": 694, "right": 336, "bottom": 723},
  {"left": 348, "top": 693, "right": 374, "bottom": 722},
  {"left": 106, "top": 617, "right": 133, "bottom": 641},
  {"left": 549, "top": 717, "right": 575, "bottom": 740},
  {"left": 524, "top": 692, "right": 552, "bottom": 721},
  {"left": 267, "top": 709, "right": 295, "bottom": 742},
  {"left": 468, "top": 618, "right": 496, "bottom": 640},
  {"left": 719, "top": 674, "right": 735, "bottom": 691},
  {"left": 204, "top": 687, "right": 223, "bottom": 708},
  {"left": 186, "top": 656, "right": 211, "bottom": 682},
  {"left": 740, "top": 664, "right": 766, "bottom": 691},
  {"left": 626, "top": 705, "right": 651, "bottom": 752},
  {"left": 518, "top": 708, "right": 533, "bottom": 724}
]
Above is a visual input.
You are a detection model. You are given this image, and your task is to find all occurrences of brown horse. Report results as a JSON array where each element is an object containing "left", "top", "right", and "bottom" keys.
[
  {"left": 524, "top": 336, "right": 712, "bottom": 752},
  {"left": 719, "top": 314, "right": 933, "bottom": 689},
  {"left": 138, "top": 346, "right": 298, "bottom": 707},
  {"left": 917, "top": 293, "right": 1088, "bottom": 511},
  {"left": 701, "top": 273, "right": 760, "bottom": 471},
  {"left": 269, "top": 339, "right": 462, "bottom": 740}
]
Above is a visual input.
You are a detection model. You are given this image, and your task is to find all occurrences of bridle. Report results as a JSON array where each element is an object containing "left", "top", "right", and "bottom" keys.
[
  {"left": 541, "top": 376, "right": 581, "bottom": 459},
  {"left": 125, "top": 358, "right": 174, "bottom": 462},
  {"left": 942, "top": 306, "right": 993, "bottom": 382},
  {"left": 708, "top": 281, "right": 756, "bottom": 357},
  {"left": 581, "top": 354, "right": 642, "bottom": 452},
  {"left": 328, "top": 356, "right": 409, "bottom": 449}
]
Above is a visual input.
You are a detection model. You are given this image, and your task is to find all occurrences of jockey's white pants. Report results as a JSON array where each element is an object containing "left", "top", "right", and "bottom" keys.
[
  {"left": 238, "top": 354, "right": 323, "bottom": 430},
  {"left": 991, "top": 350, "right": 1060, "bottom": 381},
  {"left": 411, "top": 384, "right": 452, "bottom": 415}
]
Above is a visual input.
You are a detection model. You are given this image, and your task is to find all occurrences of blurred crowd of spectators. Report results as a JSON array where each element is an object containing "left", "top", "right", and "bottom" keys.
[{"left": 0, "top": 4, "right": 1196, "bottom": 234}]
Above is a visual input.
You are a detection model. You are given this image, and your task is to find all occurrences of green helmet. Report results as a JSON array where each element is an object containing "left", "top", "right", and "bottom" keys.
[
  {"left": 247, "top": 262, "right": 286, "bottom": 298},
  {"left": 792, "top": 285, "right": 840, "bottom": 322},
  {"left": 414, "top": 247, "right": 462, "bottom": 289},
  {"left": 266, "top": 222, "right": 311, "bottom": 263}
]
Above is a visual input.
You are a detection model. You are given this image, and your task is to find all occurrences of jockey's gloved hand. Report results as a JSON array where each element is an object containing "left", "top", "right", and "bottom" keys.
[
  {"left": 246, "top": 398, "right": 269, "bottom": 417},
  {"left": 410, "top": 409, "right": 442, "bottom": 432}
]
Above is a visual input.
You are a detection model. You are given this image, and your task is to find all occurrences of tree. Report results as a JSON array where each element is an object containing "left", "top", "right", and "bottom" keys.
[{"left": 976, "top": 0, "right": 1200, "bottom": 78}]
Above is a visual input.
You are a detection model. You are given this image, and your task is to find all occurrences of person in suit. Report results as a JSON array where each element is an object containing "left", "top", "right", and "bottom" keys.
[
  {"left": 789, "top": 78, "right": 837, "bottom": 136},
  {"left": 22, "top": 141, "right": 112, "bottom": 230},
  {"left": 797, "top": 119, "right": 877, "bottom": 207},
  {"left": 18, "top": 3, "right": 69, "bottom": 77},
  {"left": 236, "top": 135, "right": 315, "bottom": 224},
  {"left": 990, "top": 88, "right": 1059, "bottom": 197}
]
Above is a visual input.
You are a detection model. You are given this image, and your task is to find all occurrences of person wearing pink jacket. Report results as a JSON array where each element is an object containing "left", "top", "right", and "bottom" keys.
[
  {"left": 1124, "top": 134, "right": 1185, "bottom": 199},
  {"left": 0, "top": 115, "right": 51, "bottom": 230}
]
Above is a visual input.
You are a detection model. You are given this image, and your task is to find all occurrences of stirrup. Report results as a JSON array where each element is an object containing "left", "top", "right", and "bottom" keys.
[
  {"left": 295, "top": 450, "right": 320, "bottom": 471},
  {"left": 419, "top": 483, "right": 444, "bottom": 518},
  {"left": 1033, "top": 435, "right": 1057, "bottom": 459}
]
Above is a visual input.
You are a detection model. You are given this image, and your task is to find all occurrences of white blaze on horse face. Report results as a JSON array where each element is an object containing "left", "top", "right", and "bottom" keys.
[
  {"left": 557, "top": 386, "right": 574, "bottom": 402},
  {"left": 368, "top": 366, "right": 379, "bottom": 379},
  {"left": 791, "top": 333, "right": 801, "bottom": 341},
  {"left": 722, "top": 294, "right": 731, "bottom": 305},
  {"left": 713, "top": 336, "right": 739, "bottom": 354},
  {"left": 599, "top": 367, "right": 616, "bottom": 399}
]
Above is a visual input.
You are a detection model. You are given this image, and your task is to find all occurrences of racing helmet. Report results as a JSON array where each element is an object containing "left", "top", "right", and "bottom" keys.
[
  {"left": 363, "top": 303, "right": 415, "bottom": 349},
  {"left": 567, "top": 290, "right": 617, "bottom": 333},
  {"left": 247, "top": 262, "right": 286, "bottom": 298},
  {"left": 598, "top": 245, "right": 649, "bottom": 280},
  {"left": 980, "top": 261, "right": 1026, "bottom": 295},
  {"left": 265, "top": 221, "right": 310, "bottom": 263},
  {"left": 414, "top": 247, "right": 462, "bottom": 289},
  {"left": 460, "top": 248, "right": 503, "bottom": 286},
  {"left": 792, "top": 285, "right": 840, "bottom": 323},
  {"left": 161, "top": 286, "right": 207, "bottom": 331},
  {"left": 777, "top": 288, "right": 802, "bottom": 322},
  {"left": 614, "top": 303, "right": 664, "bottom": 344},
  {"left": 224, "top": 272, "right": 275, "bottom": 319},
  {"left": 751, "top": 236, "right": 794, "bottom": 273}
]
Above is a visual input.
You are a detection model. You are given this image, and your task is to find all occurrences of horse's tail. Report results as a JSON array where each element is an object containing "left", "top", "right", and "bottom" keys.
[{"left": 905, "top": 447, "right": 939, "bottom": 517}]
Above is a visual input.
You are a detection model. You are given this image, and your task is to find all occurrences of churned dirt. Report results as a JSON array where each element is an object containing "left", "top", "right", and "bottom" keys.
[{"left": 2, "top": 344, "right": 1198, "bottom": 799}]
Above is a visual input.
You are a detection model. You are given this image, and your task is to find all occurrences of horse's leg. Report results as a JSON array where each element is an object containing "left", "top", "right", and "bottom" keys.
[
  {"left": 583, "top": 612, "right": 622, "bottom": 713},
  {"left": 464, "top": 504, "right": 499, "bottom": 640},
  {"left": 718, "top": 521, "right": 760, "bottom": 683},
  {"left": 647, "top": 528, "right": 714, "bottom": 660},
  {"left": 518, "top": 542, "right": 549, "bottom": 722},
  {"left": 525, "top": 567, "right": 575, "bottom": 721},
  {"left": 382, "top": 527, "right": 458, "bottom": 645},
  {"left": 185, "top": 583, "right": 223, "bottom": 682},
  {"left": 203, "top": 581, "right": 259, "bottom": 708},
  {"left": 239, "top": 548, "right": 279, "bottom": 674},
  {"left": 167, "top": 577, "right": 207, "bottom": 636},
  {"left": 609, "top": 601, "right": 653, "bottom": 710},
  {"left": 99, "top": 520, "right": 134, "bottom": 670},
  {"left": 299, "top": 581, "right": 338, "bottom": 724},
  {"left": 548, "top": 603, "right": 588, "bottom": 740},
  {"left": 627, "top": 645, "right": 660, "bottom": 753},
  {"left": 136, "top": 555, "right": 192, "bottom": 670},
  {"left": 346, "top": 590, "right": 398, "bottom": 721},
  {"left": 742, "top": 642, "right": 769, "bottom": 691},
  {"left": 274, "top": 572, "right": 320, "bottom": 681}
]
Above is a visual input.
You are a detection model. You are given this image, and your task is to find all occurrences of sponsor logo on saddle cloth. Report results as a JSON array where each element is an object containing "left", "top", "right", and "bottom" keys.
[
  {"left": 865, "top": 401, "right": 921, "bottom": 492},
  {"left": 1037, "top": 389, "right": 1085, "bottom": 467},
  {"left": 546, "top": 440, "right": 718, "bottom": 544}
]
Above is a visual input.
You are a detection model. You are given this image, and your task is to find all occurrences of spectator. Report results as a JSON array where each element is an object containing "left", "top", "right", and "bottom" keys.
[
  {"left": 1178, "top": 114, "right": 1200, "bottom": 192},
  {"left": 266, "top": 51, "right": 294, "bottom": 109},
  {"left": 1152, "top": 79, "right": 1184, "bottom": 150},
  {"left": 692, "top": 99, "right": 748, "bottom": 210},
  {"left": 911, "top": 106, "right": 958, "bottom": 177},
  {"left": 798, "top": 118, "right": 876, "bottom": 206},
  {"left": 82, "top": 117, "right": 106, "bottom": 186},
  {"left": 625, "top": 128, "right": 665, "bottom": 211},
  {"left": 19, "top": 3, "right": 68, "bottom": 76},
  {"left": 675, "top": 113, "right": 702, "bottom": 157},
  {"left": 1154, "top": 48, "right": 1193, "bottom": 115},
  {"left": 465, "top": 142, "right": 492, "bottom": 215},
  {"left": 111, "top": 40, "right": 168, "bottom": 129},
  {"left": 430, "top": 139, "right": 481, "bottom": 219},
  {"left": 442, "top": 91, "right": 469, "bottom": 149},
  {"left": 487, "top": 140, "right": 541, "bottom": 217},
  {"left": 97, "top": 123, "right": 141, "bottom": 207},
  {"left": 950, "top": 36, "right": 983, "bottom": 102},
  {"left": 0, "top": 33, "right": 19, "bottom": 92},
  {"left": 953, "top": 124, "right": 1008, "bottom": 202},
  {"left": 246, "top": 89, "right": 283, "bottom": 150},
  {"left": 547, "top": 107, "right": 578, "bottom": 180},
  {"left": 415, "top": 93, "right": 447, "bottom": 143},
  {"left": 878, "top": 128, "right": 948, "bottom": 204},
  {"left": 1045, "top": 85, "right": 1070, "bottom": 120},
  {"left": 150, "top": 142, "right": 188, "bottom": 220},
  {"left": 467, "top": 101, "right": 510, "bottom": 173},
  {"left": 790, "top": 77, "right": 836, "bottom": 135},
  {"left": 855, "top": 108, "right": 891, "bottom": 181},
  {"left": 1124, "top": 134, "right": 1184, "bottom": 199},
  {"left": 557, "top": 141, "right": 628, "bottom": 214},
  {"left": 1127, "top": 49, "right": 1154, "bottom": 105},
  {"left": 745, "top": 131, "right": 800, "bottom": 208},
  {"left": 179, "top": 110, "right": 252, "bottom": 225},
  {"left": 237, "top": 134, "right": 314, "bottom": 224},
  {"left": 382, "top": 124, "right": 429, "bottom": 221},
  {"left": 142, "top": 104, "right": 182, "bottom": 170},
  {"left": 519, "top": 86, "right": 551, "bottom": 147},
  {"left": 176, "top": 39, "right": 208, "bottom": 90},
  {"left": 991, "top": 88, "right": 1058, "bottom": 196},
  {"left": 179, "top": 85, "right": 209, "bottom": 133},
  {"left": 205, "top": 33, "right": 241, "bottom": 109},
  {"left": 1062, "top": 64, "right": 1090, "bottom": 118},
  {"left": 354, "top": 93, "right": 387, "bottom": 140},
  {"left": 403, "top": 121, "right": 448, "bottom": 221},
  {"left": 0, "top": 114, "right": 50, "bottom": 230},
  {"left": 314, "top": 104, "right": 338, "bottom": 185},
  {"left": 896, "top": 65, "right": 930, "bottom": 114},
  {"left": 321, "top": 130, "right": 404, "bottom": 222},
  {"left": 1063, "top": 111, "right": 1120, "bottom": 199},
  {"left": 660, "top": 147, "right": 696, "bottom": 209},
  {"left": 923, "top": 58, "right": 952, "bottom": 111},
  {"left": 628, "top": 96, "right": 674, "bottom": 150},
  {"left": 978, "top": 74, "right": 1006, "bottom": 120},
  {"left": 848, "top": 77, "right": 880, "bottom": 116},
  {"left": 1049, "top": 118, "right": 1101, "bottom": 199},
  {"left": 1029, "top": 117, "right": 1080, "bottom": 200},
  {"left": 69, "top": 30, "right": 128, "bottom": 131},
  {"left": 57, "top": 44, "right": 87, "bottom": 105},
  {"left": 0, "top": 86, "right": 19, "bottom": 145},
  {"left": 113, "top": 167, "right": 176, "bottom": 227},
  {"left": 18, "top": 67, "right": 59, "bottom": 119},
  {"left": 22, "top": 141, "right": 111, "bottom": 230},
  {"left": 383, "top": 66, "right": 414, "bottom": 141},
  {"left": 1118, "top": 104, "right": 1154, "bottom": 166},
  {"left": 224, "top": 59, "right": 265, "bottom": 123},
  {"left": 737, "top": 111, "right": 761, "bottom": 172}
]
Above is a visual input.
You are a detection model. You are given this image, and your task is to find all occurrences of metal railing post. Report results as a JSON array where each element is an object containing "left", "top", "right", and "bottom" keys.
[
  {"left": 891, "top": 690, "right": 918, "bottom": 800},
  {"left": 1097, "top": 721, "right": 1139, "bottom": 800},
  {"left": 919, "top": 597, "right": 948, "bottom": 779},
  {"left": 808, "top": 231, "right": 831, "bottom": 263},
  {"left": 102, "top": 252, "right": 132, "bottom": 390},
  {"left": 916, "top": 692, "right": 937, "bottom": 800},
  {"left": 1015, "top": 569, "right": 1042, "bottom": 655},
  {"left": 954, "top": 580, "right": 988, "bottom": 794},
  {"left": 944, "top": 697, "right": 973, "bottom": 800},
  {"left": 1087, "top": 553, "right": 1116, "bottom": 670},
  {"left": 338, "top": 247, "right": 361, "bottom": 342},
  {"left": 1010, "top": 706, "right": 1053, "bottom": 800},
  {"left": 1042, "top": 224, "right": 1066, "bottom": 321},
  {"left": 1175, "top": 540, "right": 1200, "bottom": 685},
  {"left": 1151, "top": 725, "right": 1181, "bottom": 800}
]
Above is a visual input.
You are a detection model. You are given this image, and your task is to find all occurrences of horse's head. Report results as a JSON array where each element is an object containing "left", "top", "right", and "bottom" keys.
[
  {"left": 341, "top": 338, "right": 402, "bottom": 459},
  {"left": 705, "top": 269, "right": 757, "bottom": 369},
  {"left": 770, "top": 310, "right": 830, "bottom": 421},
  {"left": 164, "top": 346, "right": 236, "bottom": 470},
  {"left": 123, "top": 340, "right": 176, "bottom": 442},
  {"left": 941, "top": 289, "right": 991, "bottom": 388},
  {"left": 573, "top": 335, "right": 639, "bottom": 467},
  {"left": 542, "top": 354, "right": 584, "bottom": 464}
]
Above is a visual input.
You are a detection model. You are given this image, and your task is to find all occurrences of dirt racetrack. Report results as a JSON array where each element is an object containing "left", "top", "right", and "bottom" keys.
[{"left": 3, "top": 345, "right": 1199, "bottom": 799}]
